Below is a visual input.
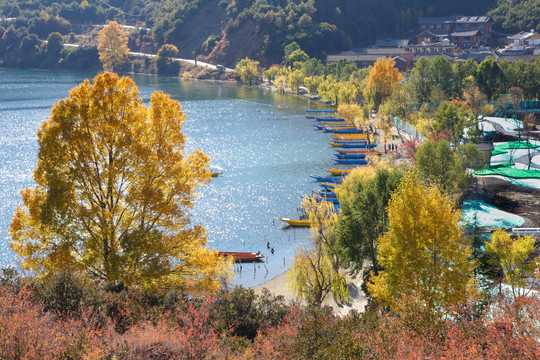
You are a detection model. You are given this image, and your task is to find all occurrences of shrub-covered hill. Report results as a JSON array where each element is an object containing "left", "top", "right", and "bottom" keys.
[{"left": 0, "top": 0, "right": 538, "bottom": 68}]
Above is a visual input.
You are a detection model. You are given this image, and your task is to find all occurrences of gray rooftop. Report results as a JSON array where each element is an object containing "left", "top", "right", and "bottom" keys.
[
  {"left": 455, "top": 16, "right": 492, "bottom": 23},
  {"left": 450, "top": 30, "right": 481, "bottom": 37}
]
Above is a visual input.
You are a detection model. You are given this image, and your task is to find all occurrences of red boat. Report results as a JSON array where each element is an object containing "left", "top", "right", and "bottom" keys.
[{"left": 218, "top": 251, "right": 264, "bottom": 263}]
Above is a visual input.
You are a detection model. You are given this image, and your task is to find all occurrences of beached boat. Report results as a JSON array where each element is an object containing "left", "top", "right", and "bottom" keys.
[
  {"left": 211, "top": 171, "right": 223, "bottom": 177},
  {"left": 339, "top": 143, "right": 377, "bottom": 148},
  {"left": 280, "top": 218, "right": 312, "bottom": 227},
  {"left": 332, "top": 133, "right": 368, "bottom": 139},
  {"left": 309, "top": 175, "right": 344, "bottom": 183},
  {"left": 331, "top": 138, "right": 368, "bottom": 143},
  {"left": 334, "top": 158, "right": 368, "bottom": 164},
  {"left": 334, "top": 153, "right": 367, "bottom": 159},
  {"left": 313, "top": 190, "right": 337, "bottom": 198},
  {"left": 315, "top": 118, "right": 345, "bottom": 122},
  {"left": 320, "top": 182, "right": 337, "bottom": 190},
  {"left": 325, "top": 128, "right": 364, "bottom": 134},
  {"left": 218, "top": 251, "right": 264, "bottom": 262},
  {"left": 314, "top": 123, "right": 353, "bottom": 130},
  {"left": 335, "top": 149, "right": 381, "bottom": 155},
  {"left": 313, "top": 196, "right": 340, "bottom": 204},
  {"left": 326, "top": 168, "right": 351, "bottom": 176},
  {"left": 305, "top": 109, "right": 334, "bottom": 113}
]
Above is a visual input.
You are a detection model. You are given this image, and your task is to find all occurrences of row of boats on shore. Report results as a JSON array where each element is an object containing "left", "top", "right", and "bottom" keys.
[{"left": 280, "top": 109, "right": 381, "bottom": 227}]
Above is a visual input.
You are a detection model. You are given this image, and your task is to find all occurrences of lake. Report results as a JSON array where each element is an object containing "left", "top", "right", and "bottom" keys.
[{"left": 0, "top": 68, "right": 340, "bottom": 287}]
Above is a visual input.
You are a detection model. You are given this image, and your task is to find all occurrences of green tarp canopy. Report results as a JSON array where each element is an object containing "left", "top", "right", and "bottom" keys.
[{"left": 474, "top": 167, "right": 540, "bottom": 179}]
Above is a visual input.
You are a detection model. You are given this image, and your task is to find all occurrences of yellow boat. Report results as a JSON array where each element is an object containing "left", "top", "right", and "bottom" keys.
[
  {"left": 326, "top": 168, "right": 351, "bottom": 176},
  {"left": 324, "top": 125, "right": 356, "bottom": 130},
  {"left": 332, "top": 133, "right": 368, "bottom": 139},
  {"left": 280, "top": 218, "right": 312, "bottom": 227}
]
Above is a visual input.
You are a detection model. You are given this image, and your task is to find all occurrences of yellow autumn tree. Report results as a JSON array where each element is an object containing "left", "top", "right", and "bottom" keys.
[
  {"left": 368, "top": 171, "right": 476, "bottom": 312},
  {"left": 288, "top": 197, "right": 348, "bottom": 306},
  {"left": 487, "top": 229, "right": 538, "bottom": 299},
  {"left": 235, "top": 58, "right": 260, "bottom": 85},
  {"left": 367, "top": 57, "right": 403, "bottom": 99},
  {"left": 9, "top": 72, "right": 230, "bottom": 293},
  {"left": 98, "top": 21, "right": 130, "bottom": 72}
]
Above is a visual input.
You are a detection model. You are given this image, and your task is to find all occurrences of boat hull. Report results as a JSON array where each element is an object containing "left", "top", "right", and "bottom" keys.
[
  {"left": 334, "top": 159, "right": 368, "bottom": 164},
  {"left": 280, "top": 218, "right": 312, "bottom": 227},
  {"left": 218, "top": 251, "right": 264, "bottom": 263},
  {"left": 335, "top": 149, "right": 381, "bottom": 155},
  {"left": 309, "top": 175, "right": 344, "bottom": 183}
]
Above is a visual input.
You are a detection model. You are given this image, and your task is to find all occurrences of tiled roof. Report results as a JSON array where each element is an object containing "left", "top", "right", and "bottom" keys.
[
  {"left": 450, "top": 30, "right": 481, "bottom": 37},
  {"left": 418, "top": 29, "right": 450, "bottom": 37},
  {"left": 455, "top": 16, "right": 492, "bottom": 23}
]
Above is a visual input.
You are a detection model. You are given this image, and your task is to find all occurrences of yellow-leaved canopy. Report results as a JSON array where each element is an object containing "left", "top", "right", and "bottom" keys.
[
  {"left": 9, "top": 72, "right": 230, "bottom": 293},
  {"left": 98, "top": 20, "right": 130, "bottom": 72},
  {"left": 368, "top": 171, "right": 476, "bottom": 312}
]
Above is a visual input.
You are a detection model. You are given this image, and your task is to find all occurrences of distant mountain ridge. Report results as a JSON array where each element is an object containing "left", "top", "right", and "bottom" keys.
[{"left": 1, "top": 0, "right": 539, "bottom": 67}]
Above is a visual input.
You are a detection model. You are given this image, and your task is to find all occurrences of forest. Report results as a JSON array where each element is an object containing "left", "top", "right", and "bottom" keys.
[{"left": 0, "top": 0, "right": 539, "bottom": 68}]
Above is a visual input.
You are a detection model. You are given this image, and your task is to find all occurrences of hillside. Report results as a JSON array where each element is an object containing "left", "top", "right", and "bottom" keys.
[{"left": 0, "top": 0, "right": 538, "bottom": 68}]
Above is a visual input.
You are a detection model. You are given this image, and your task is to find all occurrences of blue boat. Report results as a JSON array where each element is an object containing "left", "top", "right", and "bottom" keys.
[
  {"left": 315, "top": 117, "right": 346, "bottom": 122},
  {"left": 306, "top": 109, "right": 334, "bottom": 113},
  {"left": 313, "top": 191, "right": 337, "bottom": 198},
  {"left": 314, "top": 124, "right": 352, "bottom": 130},
  {"left": 309, "top": 175, "right": 344, "bottom": 183},
  {"left": 331, "top": 138, "right": 367, "bottom": 143},
  {"left": 340, "top": 143, "right": 377, "bottom": 148},
  {"left": 313, "top": 197, "right": 340, "bottom": 204},
  {"left": 320, "top": 183, "right": 337, "bottom": 190},
  {"left": 334, "top": 159, "right": 368, "bottom": 164},
  {"left": 334, "top": 153, "right": 367, "bottom": 159},
  {"left": 324, "top": 128, "right": 364, "bottom": 134}
]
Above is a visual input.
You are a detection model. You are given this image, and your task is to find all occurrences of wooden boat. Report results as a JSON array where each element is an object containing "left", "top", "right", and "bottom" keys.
[
  {"left": 211, "top": 171, "right": 223, "bottom": 177},
  {"left": 314, "top": 123, "right": 352, "bottom": 130},
  {"left": 323, "top": 126, "right": 356, "bottom": 132},
  {"left": 339, "top": 143, "right": 377, "bottom": 148},
  {"left": 334, "top": 158, "right": 368, "bottom": 164},
  {"left": 334, "top": 153, "right": 367, "bottom": 159},
  {"left": 335, "top": 149, "right": 381, "bottom": 155},
  {"left": 326, "top": 168, "right": 351, "bottom": 176},
  {"left": 280, "top": 218, "right": 337, "bottom": 227},
  {"left": 218, "top": 251, "right": 264, "bottom": 263},
  {"left": 305, "top": 109, "right": 334, "bottom": 113},
  {"left": 315, "top": 117, "right": 346, "bottom": 121},
  {"left": 314, "top": 196, "right": 339, "bottom": 204},
  {"left": 325, "top": 128, "right": 364, "bottom": 134},
  {"left": 331, "top": 138, "right": 368, "bottom": 143},
  {"left": 332, "top": 133, "right": 367, "bottom": 139},
  {"left": 280, "top": 218, "right": 312, "bottom": 227},
  {"left": 320, "top": 182, "right": 337, "bottom": 190},
  {"left": 309, "top": 175, "right": 344, "bottom": 183},
  {"left": 313, "top": 190, "right": 337, "bottom": 198}
]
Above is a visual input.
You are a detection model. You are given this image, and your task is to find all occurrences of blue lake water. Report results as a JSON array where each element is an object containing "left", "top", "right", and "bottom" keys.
[{"left": 0, "top": 68, "right": 340, "bottom": 287}]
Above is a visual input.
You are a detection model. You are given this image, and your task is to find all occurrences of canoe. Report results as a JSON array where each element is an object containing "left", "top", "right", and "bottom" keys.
[
  {"left": 320, "top": 182, "right": 337, "bottom": 190},
  {"left": 218, "top": 251, "right": 264, "bottom": 263},
  {"left": 334, "top": 154, "right": 367, "bottom": 159},
  {"left": 323, "top": 126, "right": 356, "bottom": 131},
  {"left": 332, "top": 133, "right": 367, "bottom": 139},
  {"left": 313, "top": 190, "right": 337, "bottom": 198},
  {"left": 280, "top": 218, "right": 312, "bottom": 227},
  {"left": 335, "top": 149, "right": 381, "bottom": 155},
  {"left": 326, "top": 168, "right": 351, "bottom": 176},
  {"left": 315, "top": 117, "right": 346, "bottom": 122},
  {"left": 331, "top": 138, "right": 368, "bottom": 143},
  {"left": 280, "top": 218, "right": 337, "bottom": 227},
  {"left": 313, "top": 196, "right": 340, "bottom": 204},
  {"left": 325, "top": 128, "right": 364, "bottom": 134},
  {"left": 339, "top": 143, "right": 377, "bottom": 148},
  {"left": 334, "top": 159, "right": 368, "bottom": 164},
  {"left": 314, "top": 123, "right": 352, "bottom": 130},
  {"left": 211, "top": 171, "right": 223, "bottom": 177},
  {"left": 306, "top": 109, "right": 334, "bottom": 113},
  {"left": 309, "top": 175, "right": 344, "bottom": 183},
  {"left": 329, "top": 141, "right": 368, "bottom": 147}
]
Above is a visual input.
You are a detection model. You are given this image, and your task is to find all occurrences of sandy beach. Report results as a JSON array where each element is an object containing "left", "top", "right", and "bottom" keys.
[{"left": 252, "top": 268, "right": 369, "bottom": 315}]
